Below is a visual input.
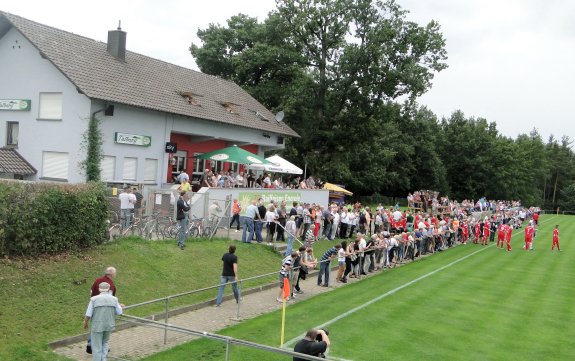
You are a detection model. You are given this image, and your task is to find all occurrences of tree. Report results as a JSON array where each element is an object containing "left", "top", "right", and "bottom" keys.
[{"left": 190, "top": 0, "right": 448, "bottom": 192}]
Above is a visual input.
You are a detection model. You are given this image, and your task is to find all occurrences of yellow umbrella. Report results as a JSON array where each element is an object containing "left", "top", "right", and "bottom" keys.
[{"left": 323, "top": 182, "right": 353, "bottom": 196}]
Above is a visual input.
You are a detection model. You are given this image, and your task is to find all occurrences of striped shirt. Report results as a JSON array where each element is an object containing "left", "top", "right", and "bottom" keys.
[
  {"left": 280, "top": 256, "right": 292, "bottom": 276},
  {"left": 320, "top": 247, "right": 338, "bottom": 262}
]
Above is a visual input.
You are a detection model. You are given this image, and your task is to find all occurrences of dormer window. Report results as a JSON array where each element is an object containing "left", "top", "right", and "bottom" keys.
[
  {"left": 220, "top": 102, "right": 238, "bottom": 114},
  {"left": 178, "top": 92, "right": 201, "bottom": 106}
]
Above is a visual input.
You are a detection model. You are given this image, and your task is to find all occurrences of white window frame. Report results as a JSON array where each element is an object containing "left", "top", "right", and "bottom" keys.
[
  {"left": 38, "top": 92, "right": 63, "bottom": 120},
  {"left": 42, "top": 151, "right": 69, "bottom": 180},
  {"left": 144, "top": 158, "right": 157, "bottom": 182},
  {"left": 123, "top": 157, "right": 137, "bottom": 181},
  {"left": 100, "top": 155, "right": 116, "bottom": 181}
]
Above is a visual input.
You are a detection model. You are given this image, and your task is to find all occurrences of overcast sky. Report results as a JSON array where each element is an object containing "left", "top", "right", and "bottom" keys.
[{"left": 4, "top": 0, "right": 574, "bottom": 144}]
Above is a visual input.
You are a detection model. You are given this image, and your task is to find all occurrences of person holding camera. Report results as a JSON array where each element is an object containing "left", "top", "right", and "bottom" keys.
[{"left": 293, "top": 329, "right": 330, "bottom": 360}]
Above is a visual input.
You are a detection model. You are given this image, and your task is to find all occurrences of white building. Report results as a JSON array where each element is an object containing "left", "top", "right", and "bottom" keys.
[{"left": 0, "top": 11, "right": 299, "bottom": 185}]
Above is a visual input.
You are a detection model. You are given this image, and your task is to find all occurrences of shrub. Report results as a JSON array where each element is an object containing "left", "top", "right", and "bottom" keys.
[{"left": 0, "top": 181, "right": 108, "bottom": 256}]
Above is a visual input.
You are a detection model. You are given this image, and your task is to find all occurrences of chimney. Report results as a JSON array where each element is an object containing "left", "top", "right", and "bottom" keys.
[{"left": 107, "top": 21, "right": 126, "bottom": 61}]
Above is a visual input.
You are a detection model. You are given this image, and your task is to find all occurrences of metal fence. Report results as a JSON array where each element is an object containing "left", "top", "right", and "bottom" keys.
[
  {"left": 114, "top": 314, "right": 330, "bottom": 361},
  {"left": 106, "top": 188, "right": 235, "bottom": 240},
  {"left": 97, "top": 269, "right": 332, "bottom": 360}
]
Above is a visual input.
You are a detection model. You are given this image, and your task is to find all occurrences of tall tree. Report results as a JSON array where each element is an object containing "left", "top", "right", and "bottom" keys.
[{"left": 191, "top": 0, "right": 448, "bottom": 189}]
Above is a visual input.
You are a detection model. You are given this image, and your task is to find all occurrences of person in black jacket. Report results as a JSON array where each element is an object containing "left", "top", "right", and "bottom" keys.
[{"left": 176, "top": 191, "right": 190, "bottom": 250}]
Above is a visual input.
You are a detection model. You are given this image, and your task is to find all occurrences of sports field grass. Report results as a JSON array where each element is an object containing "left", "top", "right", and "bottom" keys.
[{"left": 142, "top": 214, "right": 574, "bottom": 360}]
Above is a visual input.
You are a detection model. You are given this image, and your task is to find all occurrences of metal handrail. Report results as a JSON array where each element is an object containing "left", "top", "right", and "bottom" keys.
[
  {"left": 119, "top": 314, "right": 330, "bottom": 361},
  {"left": 124, "top": 269, "right": 280, "bottom": 310}
]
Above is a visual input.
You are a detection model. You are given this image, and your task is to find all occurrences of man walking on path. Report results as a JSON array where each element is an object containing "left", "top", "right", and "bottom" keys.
[
  {"left": 215, "top": 245, "right": 239, "bottom": 306},
  {"left": 83, "top": 282, "right": 124, "bottom": 361},
  {"left": 229, "top": 199, "right": 242, "bottom": 231},
  {"left": 552, "top": 225, "right": 561, "bottom": 251},
  {"left": 86, "top": 267, "right": 118, "bottom": 354}
]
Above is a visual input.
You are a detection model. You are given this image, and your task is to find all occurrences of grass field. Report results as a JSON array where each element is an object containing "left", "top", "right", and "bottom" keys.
[
  {"left": 142, "top": 214, "right": 575, "bottom": 360},
  {"left": 0, "top": 236, "right": 289, "bottom": 361}
]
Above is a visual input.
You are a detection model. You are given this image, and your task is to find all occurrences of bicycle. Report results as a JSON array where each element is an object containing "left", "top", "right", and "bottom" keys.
[
  {"left": 187, "top": 215, "right": 211, "bottom": 238},
  {"left": 105, "top": 211, "right": 122, "bottom": 242}
]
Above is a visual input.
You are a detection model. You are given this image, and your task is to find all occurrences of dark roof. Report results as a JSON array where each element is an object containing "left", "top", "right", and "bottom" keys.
[
  {"left": 0, "top": 11, "right": 299, "bottom": 138},
  {"left": 0, "top": 148, "right": 37, "bottom": 175}
]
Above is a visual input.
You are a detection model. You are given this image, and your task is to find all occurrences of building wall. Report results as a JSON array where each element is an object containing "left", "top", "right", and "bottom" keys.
[
  {"left": 0, "top": 27, "right": 91, "bottom": 183},
  {"left": 94, "top": 101, "right": 170, "bottom": 185}
]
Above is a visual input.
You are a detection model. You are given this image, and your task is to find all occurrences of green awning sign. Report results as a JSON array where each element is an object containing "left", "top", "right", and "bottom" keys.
[
  {"left": 115, "top": 132, "right": 152, "bottom": 147},
  {"left": 0, "top": 99, "right": 31, "bottom": 111}
]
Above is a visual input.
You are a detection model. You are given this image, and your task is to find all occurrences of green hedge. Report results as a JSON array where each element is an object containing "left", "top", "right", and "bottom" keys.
[{"left": 0, "top": 181, "right": 108, "bottom": 256}]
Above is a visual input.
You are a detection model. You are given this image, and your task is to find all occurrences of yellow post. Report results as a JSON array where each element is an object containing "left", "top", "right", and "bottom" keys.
[{"left": 280, "top": 298, "right": 287, "bottom": 346}]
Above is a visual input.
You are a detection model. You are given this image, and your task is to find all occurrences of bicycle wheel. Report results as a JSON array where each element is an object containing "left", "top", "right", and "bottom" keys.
[
  {"left": 203, "top": 226, "right": 212, "bottom": 237},
  {"left": 108, "top": 225, "right": 121, "bottom": 242},
  {"left": 166, "top": 225, "right": 179, "bottom": 239},
  {"left": 187, "top": 226, "right": 199, "bottom": 239},
  {"left": 155, "top": 226, "right": 166, "bottom": 240}
]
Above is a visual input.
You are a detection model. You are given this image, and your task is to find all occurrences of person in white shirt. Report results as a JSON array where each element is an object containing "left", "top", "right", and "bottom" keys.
[
  {"left": 263, "top": 173, "right": 272, "bottom": 188},
  {"left": 331, "top": 210, "right": 340, "bottom": 240},
  {"left": 119, "top": 187, "right": 137, "bottom": 229},
  {"left": 265, "top": 205, "right": 277, "bottom": 243},
  {"left": 393, "top": 209, "right": 402, "bottom": 222},
  {"left": 236, "top": 171, "right": 245, "bottom": 188}
]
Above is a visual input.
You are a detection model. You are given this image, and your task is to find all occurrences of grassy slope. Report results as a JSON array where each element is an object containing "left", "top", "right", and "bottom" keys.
[
  {"left": 0, "top": 237, "right": 284, "bottom": 361},
  {"left": 143, "top": 215, "right": 574, "bottom": 361}
]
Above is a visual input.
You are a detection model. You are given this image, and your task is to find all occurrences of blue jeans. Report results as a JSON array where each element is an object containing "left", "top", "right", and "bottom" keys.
[
  {"left": 323, "top": 223, "right": 332, "bottom": 240},
  {"left": 255, "top": 220, "right": 264, "bottom": 242},
  {"left": 241, "top": 218, "right": 254, "bottom": 243},
  {"left": 216, "top": 276, "right": 239, "bottom": 305},
  {"left": 121, "top": 209, "right": 132, "bottom": 229},
  {"left": 178, "top": 217, "right": 187, "bottom": 247},
  {"left": 91, "top": 330, "right": 111, "bottom": 361},
  {"left": 318, "top": 259, "right": 331, "bottom": 286},
  {"left": 285, "top": 234, "right": 294, "bottom": 256}
]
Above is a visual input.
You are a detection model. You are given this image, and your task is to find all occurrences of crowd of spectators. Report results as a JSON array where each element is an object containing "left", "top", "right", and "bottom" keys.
[
  {"left": 178, "top": 169, "right": 324, "bottom": 190},
  {"left": 270, "top": 193, "right": 540, "bottom": 301}
]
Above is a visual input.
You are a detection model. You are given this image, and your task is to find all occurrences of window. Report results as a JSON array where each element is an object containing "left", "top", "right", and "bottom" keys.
[
  {"left": 144, "top": 158, "right": 157, "bottom": 182},
  {"left": 123, "top": 157, "right": 137, "bottom": 181},
  {"left": 38, "top": 92, "right": 63, "bottom": 120},
  {"left": 6, "top": 122, "right": 18, "bottom": 146},
  {"left": 193, "top": 153, "right": 205, "bottom": 173},
  {"left": 228, "top": 162, "right": 239, "bottom": 172},
  {"left": 100, "top": 156, "right": 116, "bottom": 181},
  {"left": 42, "top": 151, "right": 69, "bottom": 180}
]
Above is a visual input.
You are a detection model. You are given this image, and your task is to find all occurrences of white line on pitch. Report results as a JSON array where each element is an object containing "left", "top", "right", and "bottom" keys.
[{"left": 284, "top": 215, "right": 557, "bottom": 351}]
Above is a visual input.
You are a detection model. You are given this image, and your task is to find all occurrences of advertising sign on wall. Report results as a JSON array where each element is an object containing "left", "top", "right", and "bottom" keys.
[
  {"left": 115, "top": 132, "right": 152, "bottom": 147},
  {"left": 238, "top": 191, "right": 301, "bottom": 215},
  {"left": 0, "top": 99, "right": 31, "bottom": 111}
]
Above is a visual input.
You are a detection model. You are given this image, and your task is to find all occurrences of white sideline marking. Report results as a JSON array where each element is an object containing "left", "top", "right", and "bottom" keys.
[{"left": 284, "top": 215, "right": 557, "bottom": 351}]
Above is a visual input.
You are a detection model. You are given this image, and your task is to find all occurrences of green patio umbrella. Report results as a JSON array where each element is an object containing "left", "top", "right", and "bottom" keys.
[{"left": 194, "top": 145, "right": 272, "bottom": 165}]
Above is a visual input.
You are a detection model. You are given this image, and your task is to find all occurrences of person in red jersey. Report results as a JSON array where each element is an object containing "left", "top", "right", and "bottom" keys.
[
  {"left": 524, "top": 221, "right": 535, "bottom": 250},
  {"left": 552, "top": 225, "right": 560, "bottom": 251},
  {"left": 461, "top": 221, "right": 469, "bottom": 244},
  {"left": 474, "top": 222, "right": 481, "bottom": 244},
  {"left": 482, "top": 218, "right": 491, "bottom": 246},
  {"left": 532, "top": 212, "right": 539, "bottom": 225},
  {"left": 497, "top": 223, "right": 506, "bottom": 248},
  {"left": 505, "top": 223, "right": 513, "bottom": 251}
]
